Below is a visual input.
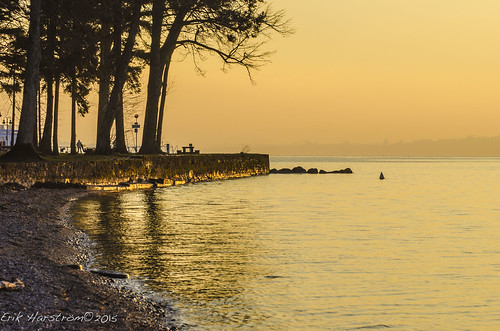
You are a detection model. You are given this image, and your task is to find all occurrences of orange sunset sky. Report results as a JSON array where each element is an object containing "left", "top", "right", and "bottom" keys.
[{"left": 2, "top": 0, "right": 500, "bottom": 155}]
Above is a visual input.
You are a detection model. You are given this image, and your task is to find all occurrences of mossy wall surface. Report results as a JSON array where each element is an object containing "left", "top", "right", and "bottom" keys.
[{"left": 0, "top": 154, "right": 269, "bottom": 187}]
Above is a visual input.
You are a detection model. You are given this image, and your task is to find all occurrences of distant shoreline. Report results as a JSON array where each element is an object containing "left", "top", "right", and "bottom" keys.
[{"left": 251, "top": 136, "right": 500, "bottom": 157}]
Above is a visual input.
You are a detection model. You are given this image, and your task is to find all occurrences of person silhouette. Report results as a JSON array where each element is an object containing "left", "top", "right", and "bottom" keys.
[{"left": 76, "top": 140, "right": 84, "bottom": 153}]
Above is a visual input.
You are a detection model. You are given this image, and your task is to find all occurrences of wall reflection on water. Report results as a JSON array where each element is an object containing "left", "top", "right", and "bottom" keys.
[{"left": 71, "top": 183, "right": 269, "bottom": 328}]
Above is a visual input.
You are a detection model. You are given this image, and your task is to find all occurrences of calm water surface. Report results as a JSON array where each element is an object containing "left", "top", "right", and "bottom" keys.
[{"left": 71, "top": 157, "right": 500, "bottom": 330}]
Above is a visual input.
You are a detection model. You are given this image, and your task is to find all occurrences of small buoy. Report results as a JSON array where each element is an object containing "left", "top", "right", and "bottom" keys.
[{"left": 379, "top": 172, "right": 385, "bottom": 180}]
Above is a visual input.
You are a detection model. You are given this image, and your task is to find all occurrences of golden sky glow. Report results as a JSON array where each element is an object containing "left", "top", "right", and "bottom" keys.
[
  {"left": 162, "top": 0, "right": 500, "bottom": 152},
  {"left": 10, "top": 0, "right": 500, "bottom": 153}
]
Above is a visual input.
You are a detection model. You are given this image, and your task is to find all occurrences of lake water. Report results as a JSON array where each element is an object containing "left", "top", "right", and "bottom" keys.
[{"left": 71, "top": 156, "right": 500, "bottom": 330}]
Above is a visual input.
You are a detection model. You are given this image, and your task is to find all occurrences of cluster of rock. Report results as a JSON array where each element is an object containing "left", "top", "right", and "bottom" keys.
[{"left": 269, "top": 166, "right": 353, "bottom": 174}]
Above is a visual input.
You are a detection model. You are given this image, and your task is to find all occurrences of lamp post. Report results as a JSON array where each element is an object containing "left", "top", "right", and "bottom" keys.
[
  {"left": 2, "top": 116, "right": 12, "bottom": 148},
  {"left": 132, "top": 114, "right": 140, "bottom": 153}
]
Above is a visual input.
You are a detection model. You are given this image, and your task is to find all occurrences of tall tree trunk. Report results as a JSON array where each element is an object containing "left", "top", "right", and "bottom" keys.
[
  {"left": 139, "top": 0, "right": 164, "bottom": 154},
  {"left": 143, "top": 10, "right": 186, "bottom": 154},
  {"left": 111, "top": 2, "right": 126, "bottom": 154},
  {"left": 70, "top": 70, "right": 76, "bottom": 154},
  {"left": 96, "top": 0, "right": 142, "bottom": 154},
  {"left": 96, "top": 13, "right": 112, "bottom": 152},
  {"left": 3, "top": 0, "right": 42, "bottom": 161},
  {"left": 52, "top": 75, "right": 59, "bottom": 155},
  {"left": 11, "top": 74, "right": 15, "bottom": 148},
  {"left": 39, "top": 13, "right": 56, "bottom": 154},
  {"left": 39, "top": 79, "right": 53, "bottom": 153},
  {"left": 155, "top": 65, "right": 168, "bottom": 151},
  {"left": 37, "top": 84, "right": 41, "bottom": 145},
  {"left": 115, "top": 91, "right": 127, "bottom": 153},
  {"left": 33, "top": 85, "right": 38, "bottom": 148},
  {"left": 155, "top": 46, "right": 176, "bottom": 150}
]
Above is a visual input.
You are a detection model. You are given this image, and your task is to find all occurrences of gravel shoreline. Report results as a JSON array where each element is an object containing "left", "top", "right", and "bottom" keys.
[{"left": 0, "top": 185, "right": 180, "bottom": 330}]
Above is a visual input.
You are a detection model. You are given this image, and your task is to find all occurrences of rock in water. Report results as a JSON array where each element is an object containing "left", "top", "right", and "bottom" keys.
[
  {"left": 291, "top": 166, "right": 307, "bottom": 174},
  {"left": 329, "top": 168, "right": 353, "bottom": 174},
  {"left": 277, "top": 168, "right": 293, "bottom": 174},
  {"left": 90, "top": 269, "right": 129, "bottom": 279},
  {"left": 379, "top": 172, "right": 385, "bottom": 180},
  {"left": 272, "top": 166, "right": 353, "bottom": 174},
  {"left": 307, "top": 168, "right": 319, "bottom": 174}
]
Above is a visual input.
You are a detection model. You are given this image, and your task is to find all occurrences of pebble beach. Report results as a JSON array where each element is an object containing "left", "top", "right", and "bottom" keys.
[{"left": 0, "top": 185, "right": 178, "bottom": 330}]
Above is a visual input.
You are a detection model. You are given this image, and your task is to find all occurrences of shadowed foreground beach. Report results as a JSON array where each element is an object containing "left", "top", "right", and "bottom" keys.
[{"left": 0, "top": 186, "right": 179, "bottom": 330}]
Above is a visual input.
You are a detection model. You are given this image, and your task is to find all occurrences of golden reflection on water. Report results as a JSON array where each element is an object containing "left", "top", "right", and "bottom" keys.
[
  {"left": 73, "top": 184, "right": 269, "bottom": 327},
  {"left": 71, "top": 157, "right": 500, "bottom": 330}
]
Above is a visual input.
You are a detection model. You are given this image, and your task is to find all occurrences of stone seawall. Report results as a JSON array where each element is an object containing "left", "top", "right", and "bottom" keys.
[{"left": 0, "top": 154, "right": 270, "bottom": 188}]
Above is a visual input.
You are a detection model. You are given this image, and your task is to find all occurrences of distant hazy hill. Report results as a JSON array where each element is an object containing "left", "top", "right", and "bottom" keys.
[{"left": 253, "top": 136, "right": 500, "bottom": 156}]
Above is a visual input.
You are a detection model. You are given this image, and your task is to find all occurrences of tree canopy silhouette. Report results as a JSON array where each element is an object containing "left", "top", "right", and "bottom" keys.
[
  {"left": 139, "top": 0, "right": 292, "bottom": 154},
  {"left": 0, "top": 0, "right": 42, "bottom": 162},
  {"left": 0, "top": 0, "right": 291, "bottom": 160}
]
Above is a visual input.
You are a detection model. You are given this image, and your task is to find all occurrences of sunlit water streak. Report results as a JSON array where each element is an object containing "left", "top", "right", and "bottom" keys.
[{"left": 71, "top": 156, "right": 500, "bottom": 330}]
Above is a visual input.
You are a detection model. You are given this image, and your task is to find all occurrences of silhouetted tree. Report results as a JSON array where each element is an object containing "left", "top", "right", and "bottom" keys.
[
  {"left": 1, "top": 0, "right": 42, "bottom": 161},
  {"left": 139, "top": 0, "right": 291, "bottom": 154},
  {"left": 0, "top": 35, "right": 25, "bottom": 147},
  {"left": 96, "top": 1, "right": 113, "bottom": 153},
  {"left": 139, "top": 0, "right": 167, "bottom": 154},
  {"left": 39, "top": 0, "right": 60, "bottom": 154},
  {"left": 95, "top": 0, "right": 143, "bottom": 154},
  {"left": 58, "top": 0, "right": 98, "bottom": 154},
  {"left": 52, "top": 74, "right": 59, "bottom": 154},
  {"left": 0, "top": 0, "right": 289, "bottom": 159},
  {"left": 0, "top": 1, "right": 26, "bottom": 149}
]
